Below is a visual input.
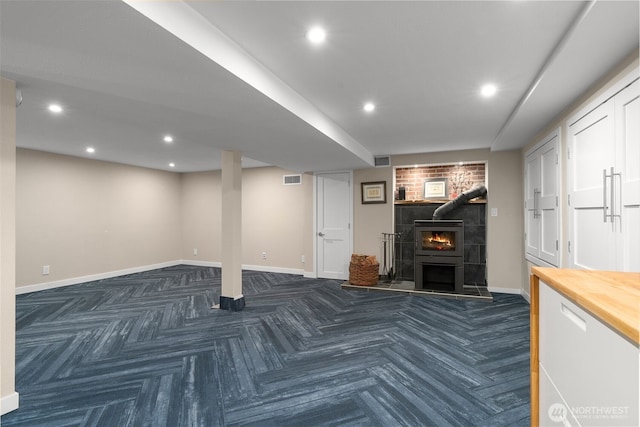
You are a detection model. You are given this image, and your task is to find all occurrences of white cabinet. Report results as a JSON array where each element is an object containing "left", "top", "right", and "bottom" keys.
[
  {"left": 567, "top": 76, "right": 639, "bottom": 272},
  {"left": 539, "top": 280, "right": 639, "bottom": 426},
  {"left": 525, "top": 128, "right": 560, "bottom": 266}
]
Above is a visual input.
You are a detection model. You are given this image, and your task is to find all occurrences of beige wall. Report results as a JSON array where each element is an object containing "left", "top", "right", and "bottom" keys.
[
  {"left": 1, "top": 77, "right": 17, "bottom": 413},
  {"left": 520, "top": 52, "right": 640, "bottom": 297},
  {"left": 16, "top": 149, "right": 182, "bottom": 288},
  {"left": 354, "top": 149, "right": 524, "bottom": 292},
  {"left": 353, "top": 167, "right": 395, "bottom": 260},
  {"left": 180, "top": 167, "right": 314, "bottom": 274},
  {"left": 181, "top": 170, "right": 222, "bottom": 263}
]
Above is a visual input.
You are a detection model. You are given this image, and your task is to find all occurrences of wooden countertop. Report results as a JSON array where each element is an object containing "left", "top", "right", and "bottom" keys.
[{"left": 532, "top": 267, "right": 640, "bottom": 345}]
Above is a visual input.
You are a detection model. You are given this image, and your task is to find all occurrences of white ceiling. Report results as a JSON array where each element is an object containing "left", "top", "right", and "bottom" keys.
[{"left": 1, "top": 1, "right": 638, "bottom": 173}]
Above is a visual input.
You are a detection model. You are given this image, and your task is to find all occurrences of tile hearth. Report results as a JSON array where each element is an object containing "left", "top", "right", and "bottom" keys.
[{"left": 342, "top": 280, "right": 493, "bottom": 301}]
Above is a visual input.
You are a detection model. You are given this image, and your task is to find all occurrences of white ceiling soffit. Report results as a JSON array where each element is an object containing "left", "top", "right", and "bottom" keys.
[
  {"left": 1, "top": 1, "right": 638, "bottom": 172},
  {"left": 122, "top": 0, "right": 374, "bottom": 170},
  {"left": 1, "top": 0, "right": 372, "bottom": 173},
  {"left": 492, "top": 0, "right": 640, "bottom": 151},
  {"left": 184, "top": 0, "right": 598, "bottom": 156}
]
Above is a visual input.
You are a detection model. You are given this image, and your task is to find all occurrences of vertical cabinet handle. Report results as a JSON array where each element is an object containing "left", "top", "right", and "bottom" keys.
[
  {"left": 603, "top": 169, "right": 608, "bottom": 223},
  {"left": 603, "top": 167, "right": 622, "bottom": 225},
  {"left": 610, "top": 166, "right": 615, "bottom": 228},
  {"left": 533, "top": 188, "right": 541, "bottom": 219}
]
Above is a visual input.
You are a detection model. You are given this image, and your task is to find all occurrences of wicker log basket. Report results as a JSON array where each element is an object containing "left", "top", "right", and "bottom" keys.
[{"left": 349, "top": 254, "right": 380, "bottom": 286}]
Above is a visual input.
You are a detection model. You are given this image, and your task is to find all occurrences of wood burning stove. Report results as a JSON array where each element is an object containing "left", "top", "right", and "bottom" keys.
[{"left": 414, "top": 220, "right": 464, "bottom": 293}]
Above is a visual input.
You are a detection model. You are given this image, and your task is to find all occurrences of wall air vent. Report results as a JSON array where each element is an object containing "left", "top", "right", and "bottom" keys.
[
  {"left": 374, "top": 155, "right": 391, "bottom": 167},
  {"left": 283, "top": 174, "right": 302, "bottom": 185}
]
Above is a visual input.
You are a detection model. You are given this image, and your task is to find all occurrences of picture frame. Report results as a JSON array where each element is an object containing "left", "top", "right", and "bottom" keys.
[
  {"left": 424, "top": 178, "right": 448, "bottom": 199},
  {"left": 361, "top": 181, "right": 386, "bottom": 204}
]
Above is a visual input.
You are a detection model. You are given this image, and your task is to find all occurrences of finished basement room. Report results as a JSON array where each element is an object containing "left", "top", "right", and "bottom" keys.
[{"left": 1, "top": 1, "right": 638, "bottom": 426}]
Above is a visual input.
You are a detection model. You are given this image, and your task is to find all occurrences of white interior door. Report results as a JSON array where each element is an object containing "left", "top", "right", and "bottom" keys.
[
  {"left": 316, "top": 172, "right": 352, "bottom": 280},
  {"left": 616, "top": 79, "right": 640, "bottom": 272}
]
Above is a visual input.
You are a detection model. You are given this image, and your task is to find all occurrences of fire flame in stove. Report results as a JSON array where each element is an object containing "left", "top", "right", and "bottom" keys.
[{"left": 426, "top": 233, "right": 453, "bottom": 250}]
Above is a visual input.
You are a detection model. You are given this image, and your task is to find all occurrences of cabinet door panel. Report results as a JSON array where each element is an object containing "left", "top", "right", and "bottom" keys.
[
  {"left": 540, "top": 209, "right": 558, "bottom": 265},
  {"left": 569, "top": 101, "right": 615, "bottom": 269},
  {"left": 622, "top": 206, "right": 640, "bottom": 272},
  {"left": 569, "top": 101, "right": 615, "bottom": 206},
  {"left": 525, "top": 131, "right": 559, "bottom": 265},
  {"left": 616, "top": 80, "right": 640, "bottom": 271},
  {"left": 573, "top": 208, "right": 616, "bottom": 270},
  {"left": 539, "top": 365, "right": 581, "bottom": 427},
  {"left": 525, "top": 152, "right": 541, "bottom": 257},
  {"left": 539, "top": 139, "right": 559, "bottom": 265},
  {"left": 539, "top": 282, "right": 639, "bottom": 426}
]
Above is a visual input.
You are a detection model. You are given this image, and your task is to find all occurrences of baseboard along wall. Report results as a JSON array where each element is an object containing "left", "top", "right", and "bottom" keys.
[{"left": 15, "top": 260, "right": 308, "bottom": 295}]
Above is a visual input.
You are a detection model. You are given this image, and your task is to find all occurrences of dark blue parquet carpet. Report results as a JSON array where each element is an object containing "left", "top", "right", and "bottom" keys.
[{"left": 2, "top": 265, "right": 530, "bottom": 426}]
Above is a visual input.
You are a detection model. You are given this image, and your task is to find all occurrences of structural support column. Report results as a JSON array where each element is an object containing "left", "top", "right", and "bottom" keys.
[
  {"left": 1, "top": 77, "right": 19, "bottom": 414},
  {"left": 219, "top": 150, "right": 245, "bottom": 311}
]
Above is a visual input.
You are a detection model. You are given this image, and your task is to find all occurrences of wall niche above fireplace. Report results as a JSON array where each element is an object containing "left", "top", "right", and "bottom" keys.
[{"left": 395, "top": 162, "right": 486, "bottom": 202}]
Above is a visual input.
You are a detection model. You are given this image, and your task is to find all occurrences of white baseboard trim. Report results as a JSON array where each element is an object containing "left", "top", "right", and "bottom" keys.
[
  {"left": 179, "top": 260, "right": 222, "bottom": 268},
  {"left": 242, "top": 264, "right": 304, "bottom": 276},
  {"left": 16, "top": 261, "right": 309, "bottom": 294},
  {"left": 303, "top": 271, "right": 316, "bottom": 278},
  {"left": 180, "top": 260, "right": 304, "bottom": 276},
  {"left": 488, "top": 287, "right": 523, "bottom": 295},
  {"left": 520, "top": 290, "right": 531, "bottom": 304},
  {"left": 16, "top": 261, "right": 182, "bottom": 295},
  {"left": 1, "top": 391, "right": 19, "bottom": 416}
]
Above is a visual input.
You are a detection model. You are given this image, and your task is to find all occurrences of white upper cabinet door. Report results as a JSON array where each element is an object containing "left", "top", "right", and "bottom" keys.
[
  {"left": 525, "top": 129, "right": 559, "bottom": 266},
  {"left": 568, "top": 100, "right": 617, "bottom": 270},
  {"left": 568, "top": 74, "right": 639, "bottom": 272},
  {"left": 525, "top": 151, "right": 541, "bottom": 257},
  {"left": 539, "top": 139, "right": 559, "bottom": 266},
  {"left": 616, "top": 79, "right": 640, "bottom": 272}
]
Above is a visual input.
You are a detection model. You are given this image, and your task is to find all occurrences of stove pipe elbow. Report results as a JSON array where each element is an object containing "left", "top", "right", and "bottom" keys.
[{"left": 433, "top": 185, "right": 487, "bottom": 220}]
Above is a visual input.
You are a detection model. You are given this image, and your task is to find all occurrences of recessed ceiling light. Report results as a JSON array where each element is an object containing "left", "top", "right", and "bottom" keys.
[
  {"left": 48, "top": 104, "right": 63, "bottom": 114},
  {"left": 169, "top": 163, "right": 175, "bottom": 168},
  {"left": 306, "top": 26, "right": 326, "bottom": 44},
  {"left": 86, "top": 147, "right": 95, "bottom": 154},
  {"left": 163, "top": 135, "right": 174, "bottom": 143},
  {"left": 480, "top": 84, "right": 497, "bottom": 98},
  {"left": 363, "top": 102, "right": 375, "bottom": 113}
]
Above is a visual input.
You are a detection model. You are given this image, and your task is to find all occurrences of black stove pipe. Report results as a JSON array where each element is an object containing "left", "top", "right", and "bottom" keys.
[{"left": 433, "top": 185, "right": 487, "bottom": 220}]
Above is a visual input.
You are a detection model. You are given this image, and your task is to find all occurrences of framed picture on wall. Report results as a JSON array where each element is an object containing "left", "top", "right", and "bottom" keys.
[
  {"left": 361, "top": 181, "right": 386, "bottom": 204},
  {"left": 424, "top": 178, "right": 448, "bottom": 199}
]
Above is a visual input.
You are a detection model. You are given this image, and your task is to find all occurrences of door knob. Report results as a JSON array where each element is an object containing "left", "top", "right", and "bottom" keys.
[{"left": 318, "top": 232, "right": 325, "bottom": 237}]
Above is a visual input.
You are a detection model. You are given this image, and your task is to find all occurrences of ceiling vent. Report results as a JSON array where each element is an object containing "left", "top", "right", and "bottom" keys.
[
  {"left": 374, "top": 155, "right": 391, "bottom": 167},
  {"left": 283, "top": 174, "right": 302, "bottom": 185}
]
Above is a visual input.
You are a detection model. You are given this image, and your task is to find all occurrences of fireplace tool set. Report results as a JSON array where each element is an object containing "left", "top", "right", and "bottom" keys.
[{"left": 380, "top": 232, "right": 402, "bottom": 282}]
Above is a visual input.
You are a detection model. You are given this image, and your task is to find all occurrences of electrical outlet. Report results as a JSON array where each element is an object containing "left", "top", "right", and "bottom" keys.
[
  {"left": 491, "top": 208, "right": 498, "bottom": 217},
  {"left": 193, "top": 248, "right": 198, "bottom": 256},
  {"left": 42, "top": 265, "right": 50, "bottom": 275},
  {"left": 261, "top": 251, "right": 267, "bottom": 260}
]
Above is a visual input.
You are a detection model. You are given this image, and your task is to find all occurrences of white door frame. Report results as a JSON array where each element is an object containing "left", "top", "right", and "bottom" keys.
[{"left": 313, "top": 170, "right": 353, "bottom": 279}]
